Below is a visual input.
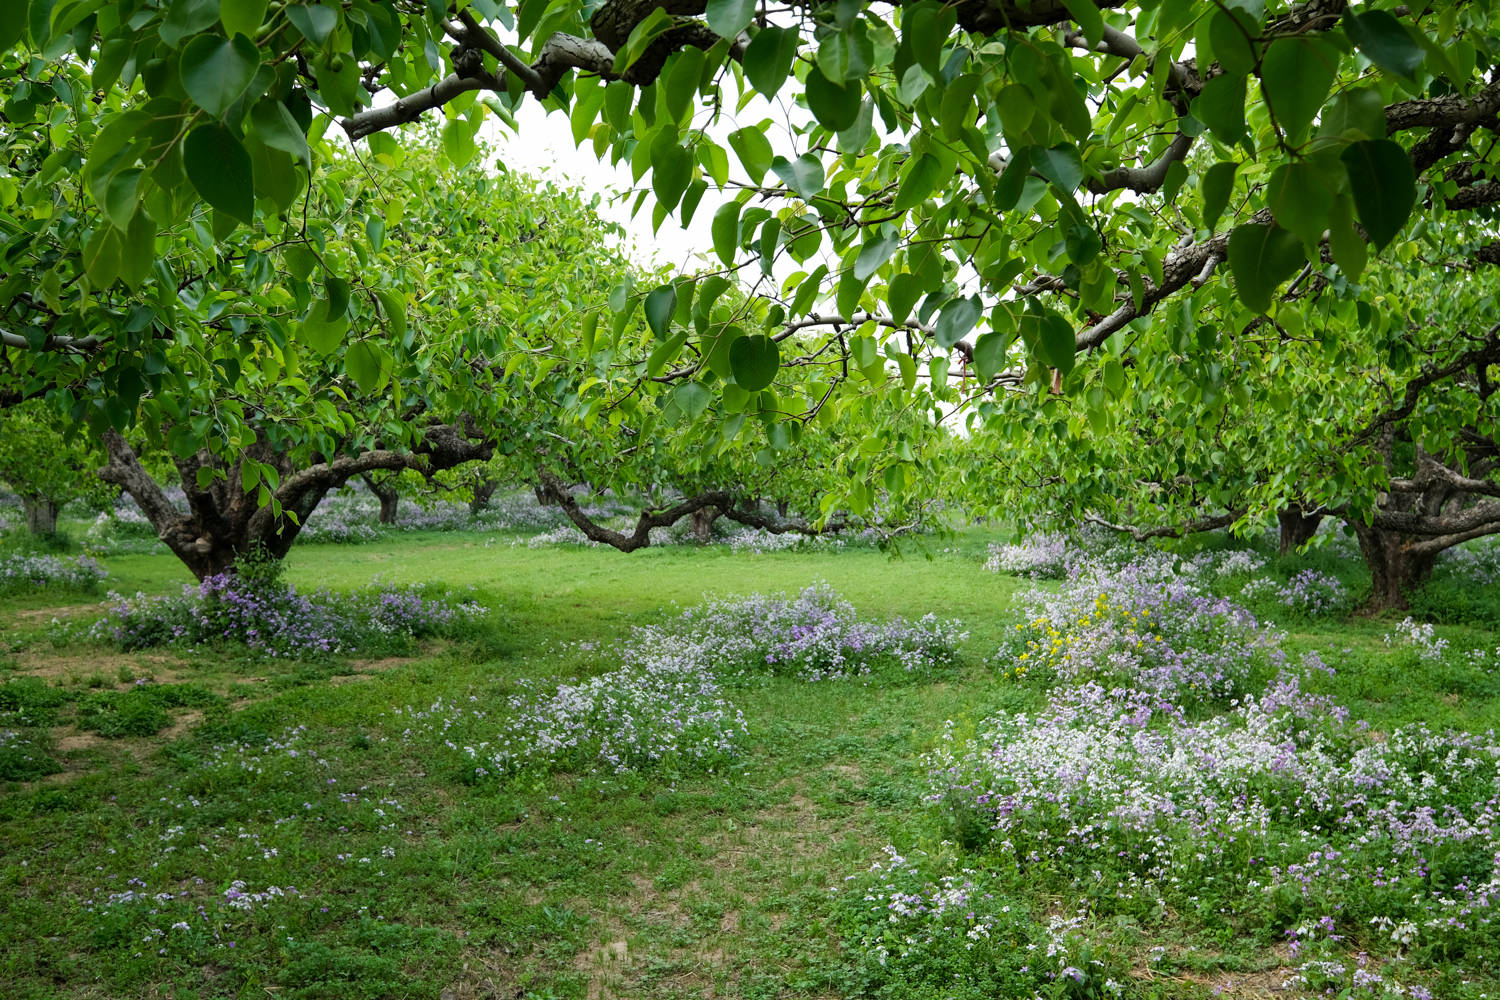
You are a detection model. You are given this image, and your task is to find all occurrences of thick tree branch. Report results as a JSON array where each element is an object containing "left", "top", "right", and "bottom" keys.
[{"left": 1082, "top": 510, "right": 1241, "bottom": 540}]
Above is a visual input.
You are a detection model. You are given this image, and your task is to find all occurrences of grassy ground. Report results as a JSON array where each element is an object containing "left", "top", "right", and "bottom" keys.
[{"left": 1, "top": 531, "right": 1497, "bottom": 998}]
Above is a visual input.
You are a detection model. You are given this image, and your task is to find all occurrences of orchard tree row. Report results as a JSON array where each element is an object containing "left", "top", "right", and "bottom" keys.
[{"left": 1, "top": 0, "right": 1498, "bottom": 605}]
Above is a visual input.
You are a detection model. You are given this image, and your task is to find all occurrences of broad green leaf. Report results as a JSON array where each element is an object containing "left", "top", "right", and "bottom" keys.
[
  {"left": 805, "top": 72, "right": 861, "bottom": 131},
  {"left": 711, "top": 200, "right": 741, "bottom": 266},
  {"left": 1315, "top": 86, "right": 1387, "bottom": 142},
  {"left": 669, "top": 381, "right": 713, "bottom": 420},
  {"left": 1328, "top": 195, "right": 1367, "bottom": 280},
  {"left": 1345, "top": 9, "right": 1423, "bottom": 79},
  {"left": 285, "top": 3, "right": 336, "bottom": 45},
  {"left": 1268, "top": 160, "right": 1333, "bottom": 250},
  {"left": 647, "top": 331, "right": 690, "bottom": 375},
  {"left": 103, "top": 168, "right": 143, "bottom": 231},
  {"left": 0, "top": 0, "right": 29, "bottom": 50},
  {"left": 1192, "top": 72, "right": 1247, "bottom": 145},
  {"left": 1031, "top": 144, "right": 1084, "bottom": 192},
  {"left": 375, "top": 289, "right": 407, "bottom": 339},
  {"left": 743, "top": 26, "right": 799, "bottom": 97},
  {"left": 888, "top": 272, "right": 921, "bottom": 325},
  {"left": 1341, "top": 138, "right": 1416, "bottom": 249},
  {"left": 299, "top": 297, "right": 349, "bottom": 355},
  {"left": 973, "top": 332, "right": 1007, "bottom": 382},
  {"left": 664, "top": 48, "right": 705, "bottom": 122},
  {"left": 82, "top": 225, "right": 121, "bottom": 288},
  {"left": 728, "top": 127, "right": 772, "bottom": 183},
  {"left": 1201, "top": 161, "right": 1237, "bottom": 232},
  {"left": 250, "top": 98, "right": 310, "bottom": 164},
  {"left": 1061, "top": 0, "right": 1104, "bottom": 46},
  {"left": 612, "top": 7, "right": 674, "bottom": 74},
  {"left": 1261, "top": 38, "right": 1339, "bottom": 144},
  {"left": 651, "top": 138, "right": 693, "bottom": 210},
  {"left": 854, "top": 232, "right": 899, "bottom": 281},
  {"left": 705, "top": 0, "right": 755, "bottom": 40},
  {"left": 1207, "top": 7, "right": 1256, "bottom": 78},
  {"left": 345, "top": 340, "right": 390, "bottom": 394},
  {"left": 1102, "top": 358, "right": 1125, "bottom": 395},
  {"left": 893, "top": 153, "right": 945, "bottom": 212},
  {"left": 1228, "top": 222, "right": 1305, "bottom": 313},
  {"left": 181, "top": 34, "right": 261, "bottom": 116},
  {"left": 772, "top": 154, "right": 824, "bottom": 201},
  {"left": 935, "top": 296, "right": 981, "bottom": 348},
  {"left": 644, "top": 284, "right": 677, "bottom": 339},
  {"left": 220, "top": 0, "right": 268, "bottom": 39},
  {"left": 729, "top": 334, "right": 780, "bottom": 390},
  {"left": 1036, "top": 312, "right": 1076, "bottom": 374},
  {"left": 184, "top": 123, "right": 255, "bottom": 223},
  {"left": 442, "top": 119, "right": 477, "bottom": 166}
]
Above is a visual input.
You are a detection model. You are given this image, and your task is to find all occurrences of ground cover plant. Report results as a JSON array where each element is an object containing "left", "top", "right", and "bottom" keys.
[{"left": 0, "top": 529, "right": 1497, "bottom": 1000}]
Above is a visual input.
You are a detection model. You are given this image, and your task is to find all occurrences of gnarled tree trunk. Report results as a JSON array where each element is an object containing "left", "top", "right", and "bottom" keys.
[
  {"left": 21, "top": 496, "right": 59, "bottom": 536},
  {"left": 100, "top": 426, "right": 493, "bottom": 580},
  {"left": 470, "top": 476, "right": 498, "bottom": 514},
  {"left": 1277, "top": 503, "right": 1324, "bottom": 554},
  {"left": 689, "top": 505, "right": 719, "bottom": 543},
  {"left": 1350, "top": 521, "right": 1438, "bottom": 612},
  {"left": 361, "top": 474, "right": 400, "bottom": 524}
]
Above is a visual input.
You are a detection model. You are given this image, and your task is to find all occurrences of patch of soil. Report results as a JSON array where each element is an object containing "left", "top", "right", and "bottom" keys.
[{"left": 327, "top": 657, "right": 410, "bottom": 686}]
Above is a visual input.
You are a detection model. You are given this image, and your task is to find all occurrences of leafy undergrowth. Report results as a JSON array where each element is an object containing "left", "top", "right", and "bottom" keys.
[{"left": 0, "top": 533, "right": 1495, "bottom": 999}]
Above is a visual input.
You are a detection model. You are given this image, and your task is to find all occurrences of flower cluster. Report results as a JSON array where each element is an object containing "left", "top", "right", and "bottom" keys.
[
  {"left": 85, "top": 575, "right": 486, "bottom": 659},
  {"left": 394, "top": 586, "right": 964, "bottom": 779},
  {"left": 1383, "top": 617, "right": 1451, "bottom": 663},
  {"left": 982, "top": 534, "right": 1077, "bottom": 579},
  {"left": 0, "top": 552, "right": 109, "bottom": 594}
]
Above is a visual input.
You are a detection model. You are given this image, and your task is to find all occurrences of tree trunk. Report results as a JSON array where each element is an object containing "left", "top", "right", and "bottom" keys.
[
  {"left": 1277, "top": 504, "right": 1323, "bottom": 555},
  {"left": 1350, "top": 520, "right": 1438, "bottom": 612},
  {"left": 21, "top": 496, "right": 59, "bottom": 536},
  {"left": 361, "top": 475, "right": 399, "bottom": 524},
  {"left": 470, "top": 477, "right": 498, "bottom": 514},
  {"left": 689, "top": 505, "right": 719, "bottom": 543}
]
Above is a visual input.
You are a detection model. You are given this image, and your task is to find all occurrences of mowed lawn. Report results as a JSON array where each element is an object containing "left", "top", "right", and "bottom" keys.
[{"left": 2, "top": 532, "right": 1497, "bottom": 999}]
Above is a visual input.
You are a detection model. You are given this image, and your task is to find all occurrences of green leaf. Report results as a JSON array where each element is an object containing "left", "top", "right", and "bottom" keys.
[
  {"left": 888, "top": 272, "right": 921, "bottom": 325},
  {"left": 705, "top": 0, "right": 755, "bottom": 39},
  {"left": 375, "top": 289, "right": 407, "bottom": 340},
  {"left": 82, "top": 225, "right": 121, "bottom": 288},
  {"left": 644, "top": 284, "right": 677, "bottom": 339},
  {"left": 1036, "top": 312, "right": 1076, "bottom": 374},
  {"left": 743, "top": 26, "right": 799, "bottom": 97},
  {"left": 669, "top": 381, "right": 713, "bottom": 420},
  {"left": 727, "top": 127, "right": 772, "bottom": 183},
  {"left": 0, "top": 0, "right": 30, "bottom": 50},
  {"left": 1102, "top": 358, "right": 1125, "bottom": 395},
  {"left": 1030, "top": 144, "right": 1083, "bottom": 192},
  {"left": 1207, "top": 7, "right": 1256, "bottom": 78},
  {"left": 184, "top": 123, "right": 255, "bottom": 224},
  {"left": 711, "top": 200, "right": 741, "bottom": 267},
  {"left": 299, "top": 296, "right": 349, "bottom": 355},
  {"left": 442, "top": 119, "right": 477, "bottom": 166},
  {"left": 1344, "top": 9, "right": 1423, "bottom": 79},
  {"left": 1267, "top": 160, "right": 1333, "bottom": 250},
  {"left": 1328, "top": 195, "right": 1367, "bottom": 280},
  {"left": 729, "top": 334, "right": 779, "bottom": 390},
  {"left": 1201, "top": 161, "right": 1237, "bottom": 232},
  {"left": 1315, "top": 86, "right": 1386, "bottom": 142},
  {"left": 103, "top": 169, "right": 144, "bottom": 231},
  {"left": 854, "top": 232, "right": 898, "bottom": 281},
  {"left": 893, "top": 153, "right": 945, "bottom": 212},
  {"left": 646, "top": 331, "right": 690, "bottom": 375},
  {"left": 1060, "top": 0, "right": 1104, "bottom": 46},
  {"left": 345, "top": 340, "right": 390, "bottom": 394},
  {"left": 250, "top": 98, "right": 310, "bottom": 165},
  {"left": 805, "top": 72, "right": 861, "bottom": 131},
  {"left": 181, "top": 34, "right": 261, "bottom": 117},
  {"left": 663, "top": 48, "right": 705, "bottom": 122},
  {"left": 220, "top": 0, "right": 268, "bottom": 39},
  {"left": 772, "top": 154, "right": 824, "bottom": 201},
  {"left": 1064, "top": 223, "right": 1101, "bottom": 265},
  {"left": 1261, "top": 38, "right": 1339, "bottom": 144},
  {"left": 1341, "top": 138, "right": 1416, "bottom": 249},
  {"left": 973, "top": 332, "right": 1007, "bottom": 382},
  {"left": 650, "top": 132, "right": 694, "bottom": 210},
  {"left": 934, "top": 296, "right": 981, "bottom": 348},
  {"left": 1191, "top": 72, "right": 1247, "bottom": 145},
  {"left": 1228, "top": 223, "right": 1306, "bottom": 314},
  {"left": 285, "top": 3, "right": 336, "bottom": 45},
  {"left": 612, "top": 7, "right": 674, "bottom": 74}
]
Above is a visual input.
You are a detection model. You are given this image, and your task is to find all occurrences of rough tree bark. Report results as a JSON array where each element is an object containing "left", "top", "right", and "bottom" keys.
[
  {"left": 1349, "top": 521, "right": 1439, "bottom": 612},
  {"left": 1277, "top": 504, "right": 1325, "bottom": 555},
  {"left": 361, "top": 474, "right": 400, "bottom": 524},
  {"left": 689, "top": 505, "right": 720, "bottom": 543},
  {"left": 21, "top": 496, "right": 58, "bottom": 536},
  {"left": 100, "top": 425, "right": 492, "bottom": 579},
  {"left": 469, "top": 476, "right": 498, "bottom": 514}
]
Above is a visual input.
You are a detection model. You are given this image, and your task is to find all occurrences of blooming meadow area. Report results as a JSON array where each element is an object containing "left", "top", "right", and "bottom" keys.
[{"left": 2, "top": 508, "right": 1500, "bottom": 999}]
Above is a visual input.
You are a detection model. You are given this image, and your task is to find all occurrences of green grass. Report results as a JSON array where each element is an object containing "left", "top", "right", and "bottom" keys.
[{"left": 0, "top": 532, "right": 1496, "bottom": 998}]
